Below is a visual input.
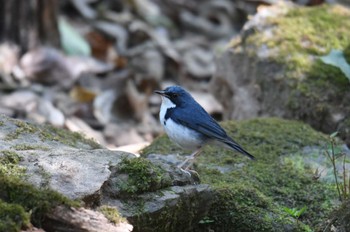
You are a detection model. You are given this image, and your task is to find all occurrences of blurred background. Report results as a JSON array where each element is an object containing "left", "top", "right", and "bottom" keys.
[{"left": 0, "top": 0, "right": 344, "bottom": 153}]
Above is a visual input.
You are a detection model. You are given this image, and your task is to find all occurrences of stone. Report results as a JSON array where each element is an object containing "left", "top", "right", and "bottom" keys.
[
  {"left": 322, "top": 199, "right": 350, "bottom": 232},
  {"left": 0, "top": 114, "right": 133, "bottom": 231},
  {"left": 0, "top": 114, "right": 211, "bottom": 231},
  {"left": 118, "top": 185, "right": 212, "bottom": 232},
  {"left": 44, "top": 206, "right": 133, "bottom": 232},
  {"left": 0, "top": 115, "right": 132, "bottom": 202}
]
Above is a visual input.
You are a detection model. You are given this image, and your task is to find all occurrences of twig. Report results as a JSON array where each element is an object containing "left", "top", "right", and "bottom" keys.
[
  {"left": 342, "top": 154, "right": 346, "bottom": 198},
  {"left": 326, "top": 142, "right": 342, "bottom": 201}
]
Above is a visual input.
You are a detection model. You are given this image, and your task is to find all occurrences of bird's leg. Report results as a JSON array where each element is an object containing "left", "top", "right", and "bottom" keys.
[{"left": 178, "top": 148, "right": 202, "bottom": 170}]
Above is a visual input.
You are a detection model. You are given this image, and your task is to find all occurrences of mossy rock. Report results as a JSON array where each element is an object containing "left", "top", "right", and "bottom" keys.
[
  {"left": 0, "top": 199, "right": 30, "bottom": 232},
  {"left": 212, "top": 3, "right": 350, "bottom": 146},
  {"left": 0, "top": 174, "right": 79, "bottom": 231},
  {"left": 0, "top": 142, "right": 78, "bottom": 231},
  {"left": 98, "top": 205, "right": 128, "bottom": 224},
  {"left": 322, "top": 199, "right": 350, "bottom": 232},
  {"left": 0, "top": 143, "right": 77, "bottom": 231},
  {"left": 112, "top": 183, "right": 212, "bottom": 232},
  {"left": 0, "top": 150, "right": 26, "bottom": 178},
  {"left": 3, "top": 117, "right": 101, "bottom": 149},
  {"left": 143, "top": 118, "right": 339, "bottom": 231},
  {"left": 114, "top": 157, "right": 172, "bottom": 196},
  {"left": 0, "top": 115, "right": 128, "bottom": 231}
]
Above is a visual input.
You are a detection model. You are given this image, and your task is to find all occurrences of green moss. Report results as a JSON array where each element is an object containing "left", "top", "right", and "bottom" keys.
[
  {"left": 0, "top": 199, "right": 30, "bottom": 232},
  {"left": 11, "top": 144, "right": 50, "bottom": 151},
  {"left": 118, "top": 157, "right": 171, "bottom": 195},
  {"left": 130, "top": 189, "right": 206, "bottom": 232},
  {"left": 0, "top": 150, "right": 25, "bottom": 178},
  {"left": 199, "top": 186, "right": 312, "bottom": 232},
  {"left": 344, "top": 44, "right": 350, "bottom": 64},
  {"left": 0, "top": 146, "right": 80, "bottom": 231},
  {"left": 98, "top": 205, "right": 127, "bottom": 224},
  {"left": 198, "top": 119, "right": 335, "bottom": 230},
  {"left": 236, "top": 3, "right": 350, "bottom": 142},
  {"left": 200, "top": 119, "right": 335, "bottom": 230},
  {"left": 252, "top": 4, "right": 350, "bottom": 95},
  {"left": 5, "top": 121, "right": 38, "bottom": 141},
  {"left": 320, "top": 199, "right": 350, "bottom": 231},
  {"left": 143, "top": 118, "right": 337, "bottom": 231},
  {"left": 126, "top": 198, "right": 146, "bottom": 217},
  {"left": 244, "top": 4, "right": 350, "bottom": 111},
  {"left": 1, "top": 150, "right": 21, "bottom": 163},
  {"left": 0, "top": 174, "right": 80, "bottom": 228},
  {"left": 206, "top": 187, "right": 271, "bottom": 230},
  {"left": 39, "top": 125, "right": 101, "bottom": 149},
  {"left": 247, "top": 4, "right": 350, "bottom": 81},
  {"left": 5, "top": 118, "right": 100, "bottom": 149},
  {"left": 36, "top": 166, "right": 52, "bottom": 188},
  {"left": 0, "top": 121, "right": 4, "bottom": 126},
  {"left": 142, "top": 135, "right": 180, "bottom": 155}
]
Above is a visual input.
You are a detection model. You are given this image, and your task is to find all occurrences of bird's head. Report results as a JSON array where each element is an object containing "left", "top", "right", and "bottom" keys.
[{"left": 154, "top": 86, "right": 192, "bottom": 107}]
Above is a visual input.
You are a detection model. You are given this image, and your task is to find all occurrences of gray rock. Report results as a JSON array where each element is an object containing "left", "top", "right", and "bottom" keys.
[
  {"left": 322, "top": 198, "right": 350, "bottom": 232},
  {"left": 211, "top": 49, "right": 263, "bottom": 120},
  {"left": 45, "top": 206, "right": 133, "bottom": 232},
  {"left": 0, "top": 115, "right": 133, "bottom": 201},
  {"left": 103, "top": 185, "right": 212, "bottom": 232},
  {"left": 21, "top": 149, "right": 131, "bottom": 200},
  {"left": 0, "top": 114, "right": 213, "bottom": 231}
]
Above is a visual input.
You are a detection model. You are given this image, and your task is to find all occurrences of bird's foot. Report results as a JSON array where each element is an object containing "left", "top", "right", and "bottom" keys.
[
  {"left": 178, "top": 167, "right": 200, "bottom": 183},
  {"left": 179, "top": 167, "right": 192, "bottom": 176},
  {"left": 177, "top": 148, "right": 202, "bottom": 169},
  {"left": 177, "top": 157, "right": 193, "bottom": 170},
  {"left": 177, "top": 156, "right": 194, "bottom": 170},
  {"left": 178, "top": 158, "right": 199, "bottom": 180}
]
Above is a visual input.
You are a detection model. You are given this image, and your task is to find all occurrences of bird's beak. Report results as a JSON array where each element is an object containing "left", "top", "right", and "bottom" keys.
[{"left": 154, "top": 90, "right": 166, "bottom": 96}]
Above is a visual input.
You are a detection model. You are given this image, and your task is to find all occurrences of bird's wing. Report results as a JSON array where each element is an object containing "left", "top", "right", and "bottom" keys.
[
  {"left": 169, "top": 105, "right": 255, "bottom": 160},
  {"left": 169, "top": 106, "right": 228, "bottom": 141}
]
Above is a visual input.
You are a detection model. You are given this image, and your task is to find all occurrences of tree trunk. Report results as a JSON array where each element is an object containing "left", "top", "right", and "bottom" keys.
[{"left": 0, "top": 0, "right": 60, "bottom": 53}]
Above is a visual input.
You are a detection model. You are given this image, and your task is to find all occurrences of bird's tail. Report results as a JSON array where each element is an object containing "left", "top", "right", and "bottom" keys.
[{"left": 224, "top": 140, "right": 255, "bottom": 160}]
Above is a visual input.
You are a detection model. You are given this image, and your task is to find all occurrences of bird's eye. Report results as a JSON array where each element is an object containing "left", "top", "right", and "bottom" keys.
[{"left": 172, "top": 93, "right": 178, "bottom": 98}]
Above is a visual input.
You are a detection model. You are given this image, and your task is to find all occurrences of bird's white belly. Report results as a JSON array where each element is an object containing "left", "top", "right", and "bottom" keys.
[
  {"left": 159, "top": 96, "right": 202, "bottom": 150},
  {"left": 164, "top": 118, "right": 202, "bottom": 150}
]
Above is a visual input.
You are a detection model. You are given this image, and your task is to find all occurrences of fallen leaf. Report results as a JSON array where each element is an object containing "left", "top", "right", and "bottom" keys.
[
  {"left": 59, "top": 18, "right": 91, "bottom": 56},
  {"left": 320, "top": 49, "right": 350, "bottom": 81},
  {"left": 70, "top": 86, "right": 96, "bottom": 103}
]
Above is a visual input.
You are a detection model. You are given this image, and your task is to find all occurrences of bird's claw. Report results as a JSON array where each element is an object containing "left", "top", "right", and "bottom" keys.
[
  {"left": 179, "top": 167, "right": 192, "bottom": 176},
  {"left": 178, "top": 167, "right": 200, "bottom": 184}
]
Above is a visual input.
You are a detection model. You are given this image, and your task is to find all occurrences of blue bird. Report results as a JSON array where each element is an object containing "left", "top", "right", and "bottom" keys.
[{"left": 155, "top": 86, "right": 254, "bottom": 169}]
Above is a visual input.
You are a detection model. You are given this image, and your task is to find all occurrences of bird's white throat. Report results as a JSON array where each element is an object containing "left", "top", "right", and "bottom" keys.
[{"left": 159, "top": 96, "right": 175, "bottom": 125}]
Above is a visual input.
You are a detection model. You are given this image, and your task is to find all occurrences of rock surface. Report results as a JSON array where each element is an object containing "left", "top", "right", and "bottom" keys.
[
  {"left": 22, "top": 149, "right": 133, "bottom": 200},
  {"left": 0, "top": 114, "right": 134, "bottom": 231},
  {"left": 0, "top": 114, "right": 211, "bottom": 231},
  {"left": 322, "top": 199, "right": 350, "bottom": 232},
  {"left": 44, "top": 206, "right": 133, "bottom": 232},
  {"left": 0, "top": 114, "right": 134, "bottom": 201}
]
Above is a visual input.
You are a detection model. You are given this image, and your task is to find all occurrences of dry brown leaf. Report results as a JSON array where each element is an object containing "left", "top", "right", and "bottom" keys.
[{"left": 70, "top": 86, "right": 97, "bottom": 103}]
